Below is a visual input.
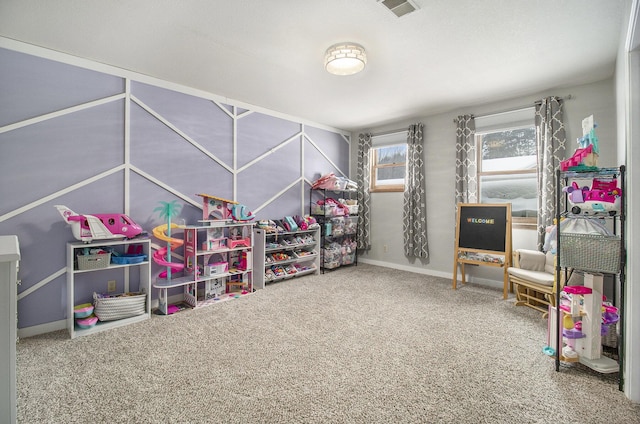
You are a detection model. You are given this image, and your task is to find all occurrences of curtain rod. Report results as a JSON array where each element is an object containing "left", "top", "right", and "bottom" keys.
[
  {"left": 370, "top": 128, "right": 407, "bottom": 137},
  {"left": 453, "top": 94, "right": 573, "bottom": 123}
]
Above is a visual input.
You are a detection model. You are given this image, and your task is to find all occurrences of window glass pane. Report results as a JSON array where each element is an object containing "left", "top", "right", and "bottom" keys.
[
  {"left": 480, "top": 128, "right": 536, "bottom": 172},
  {"left": 480, "top": 174, "right": 537, "bottom": 217},
  {"left": 376, "top": 145, "right": 406, "bottom": 165},
  {"left": 376, "top": 166, "right": 405, "bottom": 185}
]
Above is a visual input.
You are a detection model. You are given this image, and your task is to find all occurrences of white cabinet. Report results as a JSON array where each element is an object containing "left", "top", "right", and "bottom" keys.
[
  {"left": 0, "top": 235, "right": 20, "bottom": 424},
  {"left": 253, "top": 226, "right": 320, "bottom": 289},
  {"left": 67, "top": 238, "right": 151, "bottom": 339},
  {"left": 153, "top": 222, "right": 254, "bottom": 313}
]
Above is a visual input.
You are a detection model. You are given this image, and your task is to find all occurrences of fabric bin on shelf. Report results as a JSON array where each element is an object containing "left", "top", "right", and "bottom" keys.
[
  {"left": 93, "top": 291, "right": 146, "bottom": 321},
  {"left": 77, "top": 253, "right": 111, "bottom": 270}
]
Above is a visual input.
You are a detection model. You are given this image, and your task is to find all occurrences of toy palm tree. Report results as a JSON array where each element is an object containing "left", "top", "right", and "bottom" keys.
[{"left": 154, "top": 201, "right": 182, "bottom": 281}]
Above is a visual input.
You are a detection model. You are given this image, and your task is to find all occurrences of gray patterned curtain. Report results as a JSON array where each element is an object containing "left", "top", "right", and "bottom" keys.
[
  {"left": 535, "top": 97, "right": 566, "bottom": 250},
  {"left": 454, "top": 115, "right": 477, "bottom": 206},
  {"left": 403, "top": 123, "right": 428, "bottom": 258},
  {"left": 356, "top": 133, "right": 372, "bottom": 250}
]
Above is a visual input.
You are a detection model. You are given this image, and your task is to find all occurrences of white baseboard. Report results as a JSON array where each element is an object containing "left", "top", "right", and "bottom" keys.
[
  {"left": 18, "top": 319, "right": 66, "bottom": 339},
  {"left": 357, "top": 258, "right": 504, "bottom": 290},
  {"left": 17, "top": 263, "right": 503, "bottom": 339},
  {"left": 16, "top": 296, "right": 181, "bottom": 338},
  {"left": 357, "top": 258, "right": 452, "bottom": 279}
]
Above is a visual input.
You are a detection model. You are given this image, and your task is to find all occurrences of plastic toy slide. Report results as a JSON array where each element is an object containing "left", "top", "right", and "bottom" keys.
[{"left": 152, "top": 224, "right": 185, "bottom": 278}]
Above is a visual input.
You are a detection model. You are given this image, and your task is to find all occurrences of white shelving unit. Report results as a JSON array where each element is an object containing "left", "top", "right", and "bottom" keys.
[
  {"left": 253, "top": 226, "right": 321, "bottom": 289},
  {"left": 153, "top": 221, "right": 254, "bottom": 313},
  {"left": 66, "top": 238, "right": 151, "bottom": 339},
  {"left": 0, "top": 235, "right": 20, "bottom": 424}
]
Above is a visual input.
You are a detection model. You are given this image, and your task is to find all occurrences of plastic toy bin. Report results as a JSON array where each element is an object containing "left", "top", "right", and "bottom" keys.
[
  {"left": 559, "top": 233, "right": 621, "bottom": 274},
  {"left": 111, "top": 254, "right": 147, "bottom": 265}
]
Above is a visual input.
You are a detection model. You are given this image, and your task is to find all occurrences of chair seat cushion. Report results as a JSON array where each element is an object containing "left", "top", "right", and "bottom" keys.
[{"left": 507, "top": 267, "right": 554, "bottom": 287}]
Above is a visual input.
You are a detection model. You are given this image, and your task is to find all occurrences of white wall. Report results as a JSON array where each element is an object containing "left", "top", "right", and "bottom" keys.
[
  {"left": 617, "top": 0, "right": 639, "bottom": 403},
  {"left": 352, "top": 77, "right": 618, "bottom": 291}
]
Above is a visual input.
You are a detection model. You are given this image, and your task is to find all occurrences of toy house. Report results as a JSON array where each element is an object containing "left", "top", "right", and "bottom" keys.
[{"left": 197, "top": 193, "right": 238, "bottom": 221}]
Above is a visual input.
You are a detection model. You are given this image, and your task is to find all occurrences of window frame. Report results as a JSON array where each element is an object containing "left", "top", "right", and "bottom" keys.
[
  {"left": 370, "top": 142, "right": 407, "bottom": 193},
  {"left": 476, "top": 123, "right": 538, "bottom": 228}
]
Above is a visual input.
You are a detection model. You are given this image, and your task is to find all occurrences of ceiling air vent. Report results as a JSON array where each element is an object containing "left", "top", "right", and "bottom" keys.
[{"left": 379, "top": 0, "right": 419, "bottom": 18}]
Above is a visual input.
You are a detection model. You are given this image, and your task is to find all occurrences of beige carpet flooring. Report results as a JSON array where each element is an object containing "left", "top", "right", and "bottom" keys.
[{"left": 16, "top": 263, "right": 640, "bottom": 423}]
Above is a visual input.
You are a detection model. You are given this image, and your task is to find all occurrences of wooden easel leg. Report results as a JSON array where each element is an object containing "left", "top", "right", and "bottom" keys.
[
  {"left": 452, "top": 261, "right": 458, "bottom": 290},
  {"left": 503, "top": 267, "right": 508, "bottom": 299}
]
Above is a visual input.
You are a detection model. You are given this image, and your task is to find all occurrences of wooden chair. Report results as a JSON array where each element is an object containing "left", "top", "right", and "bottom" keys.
[{"left": 507, "top": 249, "right": 556, "bottom": 318}]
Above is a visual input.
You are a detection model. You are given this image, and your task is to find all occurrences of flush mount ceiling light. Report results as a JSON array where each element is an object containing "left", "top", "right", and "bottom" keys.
[{"left": 324, "top": 43, "right": 367, "bottom": 76}]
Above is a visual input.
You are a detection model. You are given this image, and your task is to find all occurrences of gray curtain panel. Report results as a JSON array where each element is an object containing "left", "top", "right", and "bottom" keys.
[
  {"left": 356, "top": 133, "right": 372, "bottom": 250},
  {"left": 535, "top": 96, "right": 566, "bottom": 250},
  {"left": 454, "top": 115, "right": 477, "bottom": 206},
  {"left": 403, "top": 123, "right": 429, "bottom": 258}
]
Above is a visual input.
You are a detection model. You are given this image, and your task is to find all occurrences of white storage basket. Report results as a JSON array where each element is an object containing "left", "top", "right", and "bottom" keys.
[{"left": 93, "top": 291, "right": 146, "bottom": 321}]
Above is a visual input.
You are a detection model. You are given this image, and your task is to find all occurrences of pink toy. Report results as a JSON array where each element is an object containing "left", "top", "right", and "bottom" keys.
[
  {"left": 55, "top": 205, "right": 144, "bottom": 242},
  {"left": 312, "top": 173, "right": 340, "bottom": 190},
  {"left": 565, "top": 178, "right": 622, "bottom": 216},
  {"left": 563, "top": 285, "right": 593, "bottom": 295},
  {"left": 237, "top": 251, "right": 249, "bottom": 271},
  {"left": 198, "top": 193, "right": 235, "bottom": 220},
  {"left": 203, "top": 238, "right": 227, "bottom": 251},
  {"left": 75, "top": 316, "right": 98, "bottom": 329},
  {"left": 197, "top": 194, "right": 254, "bottom": 222},
  {"left": 152, "top": 223, "right": 185, "bottom": 278},
  {"left": 560, "top": 144, "right": 597, "bottom": 171},
  {"left": 563, "top": 182, "right": 585, "bottom": 203},
  {"left": 228, "top": 237, "right": 250, "bottom": 248}
]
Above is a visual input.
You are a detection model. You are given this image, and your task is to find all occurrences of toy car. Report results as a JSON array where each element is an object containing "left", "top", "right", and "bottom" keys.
[{"left": 563, "top": 179, "right": 622, "bottom": 216}]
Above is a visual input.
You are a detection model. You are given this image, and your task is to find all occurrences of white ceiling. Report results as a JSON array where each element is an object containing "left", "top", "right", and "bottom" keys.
[{"left": 0, "top": 0, "right": 627, "bottom": 132}]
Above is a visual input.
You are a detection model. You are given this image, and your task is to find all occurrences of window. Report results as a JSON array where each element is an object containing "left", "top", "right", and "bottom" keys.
[
  {"left": 370, "top": 130, "right": 408, "bottom": 193},
  {"left": 477, "top": 125, "right": 537, "bottom": 226},
  {"left": 370, "top": 143, "right": 407, "bottom": 192}
]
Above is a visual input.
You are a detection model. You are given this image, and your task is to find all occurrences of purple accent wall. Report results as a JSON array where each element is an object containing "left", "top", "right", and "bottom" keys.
[
  {"left": 304, "top": 136, "right": 344, "bottom": 182},
  {"left": 0, "top": 48, "right": 124, "bottom": 127},
  {"left": 0, "top": 46, "right": 349, "bottom": 330},
  {"left": 130, "top": 102, "right": 235, "bottom": 200},
  {"left": 305, "top": 126, "right": 350, "bottom": 173},
  {"left": 131, "top": 81, "right": 234, "bottom": 166},
  {"left": 237, "top": 112, "right": 301, "bottom": 168},
  {"left": 237, "top": 136, "right": 302, "bottom": 211},
  {"left": 0, "top": 101, "right": 125, "bottom": 214}
]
